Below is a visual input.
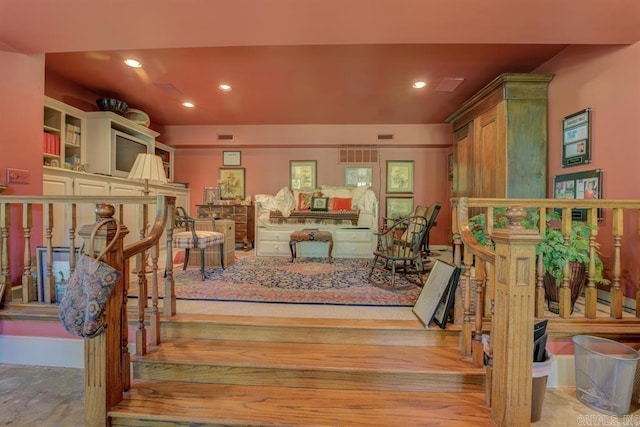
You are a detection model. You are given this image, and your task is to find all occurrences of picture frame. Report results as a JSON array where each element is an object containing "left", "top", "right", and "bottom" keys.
[
  {"left": 218, "top": 168, "right": 245, "bottom": 199},
  {"left": 385, "top": 197, "right": 414, "bottom": 219},
  {"left": 310, "top": 196, "right": 329, "bottom": 211},
  {"left": 290, "top": 160, "right": 317, "bottom": 190},
  {"left": 223, "top": 150, "right": 241, "bottom": 166},
  {"left": 432, "top": 266, "right": 462, "bottom": 329},
  {"left": 562, "top": 108, "right": 591, "bottom": 168},
  {"left": 447, "top": 153, "right": 454, "bottom": 181},
  {"left": 36, "top": 246, "right": 78, "bottom": 302},
  {"left": 203, "top": 186, "right": 219, "bottom": 205},
  {"left": 553, "top": 169, "right": 603, "bottom": 220},
  {"left": 386, "top": 160, "right": 414, "bottom": 193},
  {"left": 344, "top": 167, "right": 373, "bottom": 187},
  {"left": 412, "top": 260, "right": 459, "bottom": 329}
]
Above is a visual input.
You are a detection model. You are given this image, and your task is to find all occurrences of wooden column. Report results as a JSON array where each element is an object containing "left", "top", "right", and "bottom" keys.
[
  {"left": 80, "top": 204, "right": 128, "bottom": 427},
  {"left": 489, "top": 206, "right": 540, "bottom": 427}
]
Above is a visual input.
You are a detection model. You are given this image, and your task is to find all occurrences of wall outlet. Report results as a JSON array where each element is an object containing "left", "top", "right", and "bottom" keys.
[{"left": 7, "top": 168, "right": 30, "bottom": 184}]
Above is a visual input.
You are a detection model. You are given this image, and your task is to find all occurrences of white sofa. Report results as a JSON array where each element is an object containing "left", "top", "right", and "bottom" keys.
[{"left": 254, "top": 186, "right": 379, "bottom": 258}]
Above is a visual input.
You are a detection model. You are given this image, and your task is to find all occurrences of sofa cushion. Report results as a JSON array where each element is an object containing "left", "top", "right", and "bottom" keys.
[
  {"left": 296, "top": 191, "right": 322, "bottom": 210},
  {"left": 329, "top": 197, "right": 352, "bottom": 211}
]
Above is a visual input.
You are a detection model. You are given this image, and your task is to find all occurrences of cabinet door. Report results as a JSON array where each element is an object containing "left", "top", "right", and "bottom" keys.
[
  {"left": 73, "top": 178, "right": 110, "bottom": 229},
  {"left": 43, "top": 174, "right": 74, "bottom": 246},
  {"left": 110, "top": 182, "right": 143, "bottom": 246},
  {"left": 474, "top": 106, "right": 500, "bottom": 198}
]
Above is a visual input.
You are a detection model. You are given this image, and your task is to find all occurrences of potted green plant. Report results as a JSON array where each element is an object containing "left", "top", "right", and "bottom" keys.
[{"left": 468, "top": 208, "right": 609, "bottom": 313}]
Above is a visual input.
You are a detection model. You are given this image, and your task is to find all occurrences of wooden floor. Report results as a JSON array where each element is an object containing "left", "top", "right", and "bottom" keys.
[{"left": 2, "top": 363, "right": 627, "bottom": 427}]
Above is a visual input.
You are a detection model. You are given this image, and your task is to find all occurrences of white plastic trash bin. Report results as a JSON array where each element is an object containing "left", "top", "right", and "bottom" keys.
[{"left": 573, "top": 335, "right": 640, "bottom": 416}]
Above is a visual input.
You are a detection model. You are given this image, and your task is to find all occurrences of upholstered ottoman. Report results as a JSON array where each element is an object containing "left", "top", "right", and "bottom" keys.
[{"left": 289, "top": 229, "right": 333, "bottom": 263}]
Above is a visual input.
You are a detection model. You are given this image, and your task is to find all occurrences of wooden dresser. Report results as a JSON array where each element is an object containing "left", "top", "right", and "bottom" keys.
[{"left": 197, "top": 203, "right": 255, "bottom": 250}]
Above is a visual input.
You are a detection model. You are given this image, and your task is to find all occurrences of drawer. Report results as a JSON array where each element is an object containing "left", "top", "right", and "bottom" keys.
[
  {"left": 333, "top": 242, "right": 374, "bottom": 258},
  {"left": 231, "top": 213, "right": 247, "bottom": 222},
  {"left": 334, "top": 229, "right": 372, "bottom": 243},
  {"left": 257, "top": 228, "right": 293, "bottom": 241},
  {"left": 256, "top": 240, "right": 291, "bottom": 256}
]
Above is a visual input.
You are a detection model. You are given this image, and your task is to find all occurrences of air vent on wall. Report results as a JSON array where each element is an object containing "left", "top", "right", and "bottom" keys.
[
  {"left": 217, "top": 134, "right": 234, "bottom": 141},
  {"left": 339, "top": 145, "right": 379, "bottom": 164},
  {"left": 377, "top": 134, "right": 394, "bottom": 140}
]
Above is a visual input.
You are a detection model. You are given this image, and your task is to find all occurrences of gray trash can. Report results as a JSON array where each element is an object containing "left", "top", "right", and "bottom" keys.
[{"left": 573, "top": 335, "right": 640, "bottom": 416}]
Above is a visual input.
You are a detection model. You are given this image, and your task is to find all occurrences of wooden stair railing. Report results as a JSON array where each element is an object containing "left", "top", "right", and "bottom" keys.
[
  {"left": 0, "top": 194, "right": 175, "bottom": 426},
  {"left": 451, "top": 196, "right": 640, "bottom": 427}
]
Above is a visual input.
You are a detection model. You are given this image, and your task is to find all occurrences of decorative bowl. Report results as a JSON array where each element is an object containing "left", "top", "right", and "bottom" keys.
[
  {"left": 123, "top": 108, "right": 151, "bottom": 127},
  {"left": 96, "top": 98, "right": 128, "bottom": 115}
]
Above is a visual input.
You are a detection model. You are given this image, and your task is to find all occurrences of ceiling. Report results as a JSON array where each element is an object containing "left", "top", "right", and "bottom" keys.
[{"left": 2, "top": 0, "right": 640, "bottom": 127}]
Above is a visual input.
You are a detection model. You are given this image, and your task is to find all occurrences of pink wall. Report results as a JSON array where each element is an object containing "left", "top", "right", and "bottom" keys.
[
  {"left": 536, "top": 42, "right": 640, "bottom": 296},
  {"left": 166, "top": 125, "right": 453, "bottom": 245},
  {"left": 0, "top": 52, "right": 45, "bottom": 282}
]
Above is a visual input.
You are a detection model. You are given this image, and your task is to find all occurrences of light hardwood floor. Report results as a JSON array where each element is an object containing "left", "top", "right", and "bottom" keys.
[{"left": 2, "top": 362, "right": 634, "bottom": 427}]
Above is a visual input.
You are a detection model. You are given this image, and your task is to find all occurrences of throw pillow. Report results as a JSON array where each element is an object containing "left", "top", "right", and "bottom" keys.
[
  {"left": 297, "top": 191, "right": 322, "bottom": 210},
  {"left": 310, "top": 196, "right": 329, "bottom": 211},
  {"left": 329, "top": 197, "right": 352, "bottom": 211}
]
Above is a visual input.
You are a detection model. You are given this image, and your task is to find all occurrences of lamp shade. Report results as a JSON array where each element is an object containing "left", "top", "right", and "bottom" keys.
[{"left": 127, "top": 153, "right": 168, "bottom": 184}]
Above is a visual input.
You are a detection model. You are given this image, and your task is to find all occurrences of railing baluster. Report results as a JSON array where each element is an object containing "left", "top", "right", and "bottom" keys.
[
  {"left": 535, "top": 208, "right": 546, "bottom": 318},
  {"left": 559, "top": 207, "right": 573, "bottom": 318},
  {"left": 21, "top": 203, "right": 34, "bottom": 303},
  {"left": 68, "top": 203, "right": 77, "bottom": 274},
  {"left": 610, "top": 207, "right": 623, "bottom": 319},
  {"left": 0, "top": 202, "right": 9, "bottom": 302},
  {"left": 44, "top": 203, "right": 55, "bottom": 303},
  {"left": 472, "top": 261, "right": 486, "bottom": 368},
  {"left": 585, "top": 207, "right": 599, "bottom": 318},
  {"left": 150, "top": 240, "right": 161, "bottom": 346},
  {"left": 461, "top": 249, "right": 473, "bottom": 356}
]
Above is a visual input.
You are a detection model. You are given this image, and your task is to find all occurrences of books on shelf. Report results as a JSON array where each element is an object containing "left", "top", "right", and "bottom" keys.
[
  {"left": 43, "top": 132, "right": 60, "bottom": 155},
  {"left": 64, "top": 124, "right": 81, "bottom": 146}
]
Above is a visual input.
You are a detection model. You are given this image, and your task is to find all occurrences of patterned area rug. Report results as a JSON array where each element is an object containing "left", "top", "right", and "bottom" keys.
[{"left": 134, "top": 255, "right": 422, "bottom": 306}]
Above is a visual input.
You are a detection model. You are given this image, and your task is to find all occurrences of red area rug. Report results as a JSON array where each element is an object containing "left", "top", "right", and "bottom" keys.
[{"left": 136, "top": 255, "right": 421, "bottom": 306}]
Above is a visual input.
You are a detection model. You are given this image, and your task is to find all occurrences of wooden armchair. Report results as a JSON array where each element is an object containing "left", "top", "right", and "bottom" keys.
[
  {"left": 368, "top": 215, "right": 428, "bottom": 288},
  {"left": 173, "top": 207, "right": 225, "bottom": 280}
]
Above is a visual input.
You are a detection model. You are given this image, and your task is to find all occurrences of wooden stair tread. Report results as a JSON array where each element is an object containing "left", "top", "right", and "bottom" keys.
[
  {"left": 110, "top": 380, "right": 495, "bottom": 427},
  {"left": 164, "top": 312, "right": 445, "bottom": 330},
  {"left": 134, "top": 338, "right": 483, "bottom": 374}
]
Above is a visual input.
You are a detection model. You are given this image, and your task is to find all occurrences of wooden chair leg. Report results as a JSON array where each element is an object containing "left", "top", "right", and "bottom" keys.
[
  {"left": 183, "top": 249, "right": 190, "bottom": 271},
  {"left": 220, "top": 243, "right": 225, "bottom": 269},
  {"left": 200, "top": 248, "right": 205, "bottom": 281}
]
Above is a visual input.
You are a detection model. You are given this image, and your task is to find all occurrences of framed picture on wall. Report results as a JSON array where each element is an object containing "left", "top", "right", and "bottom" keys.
[
  {"left": 553, "top": 169, "right": 602, "bottom": 220},
  {"left": 344, "top": 167, "right": 372, "bottom": 187},
  {"left": 223, "top": 151, "right": 241, "bottom": 166},
  {"left": 562, "top": 108, "right": 591, "bottom": 168},
  {"left": 290, "top": 160, "right": 317, "bottom": 190},
  {"left": 386, "top": 160, "right": 414, "bottom": 193},
  {"left": 385, "top": 197, "right": 414, "bottom": 220},
  {"left": 218, "top": 168, "right": 245, "bottom": 199}
]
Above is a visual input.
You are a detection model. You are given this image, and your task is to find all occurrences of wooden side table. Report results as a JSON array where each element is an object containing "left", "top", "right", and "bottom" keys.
[{"left": 289, "top": 230, "right": 333, "bottom": 263}]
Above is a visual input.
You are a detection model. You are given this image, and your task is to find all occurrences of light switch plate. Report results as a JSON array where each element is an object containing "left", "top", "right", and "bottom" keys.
[{"left": 7, "top": 168, "right": 30, "bottom": 184}]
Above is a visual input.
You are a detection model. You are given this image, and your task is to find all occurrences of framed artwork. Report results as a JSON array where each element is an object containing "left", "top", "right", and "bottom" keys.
[
  {"left": 412, "top": 260, "right": 459, "bottom": 329},
  {"left": 223, "top": 151, "right": 241, "bottom": 166},
  {"left": 36, "top": 246, "right": 78, "bottom": 302},
  {"left": 290, "top": 160, "right": 317, "bottom": 190},
  {"left": 562, "top": 108, "right": 591, "bottom": 168},
  {"left": 385, "top": 197, "right": 414, "bottom": 219},
  {"left": 218, "top": 168, "right": 245, "bottom": 199},
  {"left": 433, "top": 265, "right": 461, "bottom": 329},
  {"left": 203, "top": 186, "right": 220, "bottom": 204},
  {"left": 344, "top": 167, "right": 373, "bottom": 187},
  {"left": 386, "top": 160, "right": 414, "bottom": 193},
  {"left": 447, "top": 153, "right": 454, "bottom": 181},
  {"left": 553, "top": 169, "right": 602, "bottom": 220}
]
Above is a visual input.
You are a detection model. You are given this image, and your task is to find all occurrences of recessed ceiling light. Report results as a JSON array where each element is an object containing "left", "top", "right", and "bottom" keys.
[
  {"left": 219, "top": 84, "right": 232, "bottom": 91},
  {"left": 412, "top": 81, "right": 427, "bottom": 89},
  {"left": 182, "top": 101, "right": 194, "bottom": 108},
  {"left": 124, "top": 59, "right": 142, "bottom": 68}
]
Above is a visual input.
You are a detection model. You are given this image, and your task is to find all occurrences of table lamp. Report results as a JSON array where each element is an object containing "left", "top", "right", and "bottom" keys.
[{"left": 127, "top": 153, "right": 168, "bottom": 194}]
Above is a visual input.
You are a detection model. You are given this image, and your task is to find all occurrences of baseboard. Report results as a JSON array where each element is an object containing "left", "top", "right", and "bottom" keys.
[{"left": 0, "top": 336, "right": 136, "bottom": 369}]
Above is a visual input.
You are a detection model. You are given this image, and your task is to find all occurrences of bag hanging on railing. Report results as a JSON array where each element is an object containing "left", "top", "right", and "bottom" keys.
[{"left": 58, "top": 218, "right": 122, "bottom": 338}]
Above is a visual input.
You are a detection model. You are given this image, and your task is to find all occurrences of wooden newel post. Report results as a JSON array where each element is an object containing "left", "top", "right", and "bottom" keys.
[
  {"left": 78, "top": 204, "right": 129, "bottom": 427},
  {"left": 489, "top": 206, "right": 540, "bottom": 427}
]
